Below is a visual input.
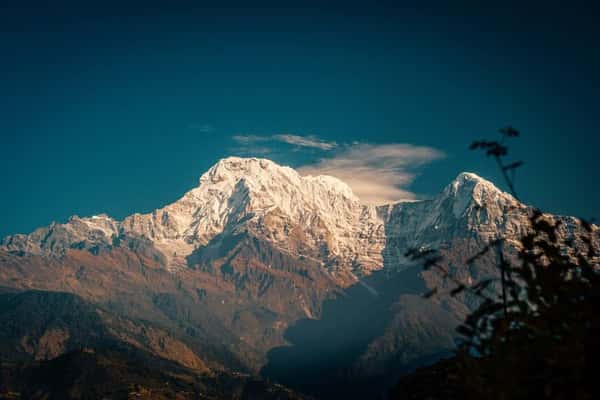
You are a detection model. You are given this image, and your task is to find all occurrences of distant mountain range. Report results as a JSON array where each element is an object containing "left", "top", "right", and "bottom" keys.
[{"left": 1, "top": 157, "right": 595, "bottom": 399}]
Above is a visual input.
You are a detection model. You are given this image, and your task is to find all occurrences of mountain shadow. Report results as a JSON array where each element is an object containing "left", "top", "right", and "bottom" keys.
[{"left": 260, "top": 264, "right": 430, "bottom": 399}]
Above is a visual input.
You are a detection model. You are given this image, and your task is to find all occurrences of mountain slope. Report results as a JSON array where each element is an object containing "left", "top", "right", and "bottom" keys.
[
  {"left": 0, "top": 348, "right": 308, "bottom": 400},
  {"left": 0, "top": 290, "right": 208, "bottom": 372}
]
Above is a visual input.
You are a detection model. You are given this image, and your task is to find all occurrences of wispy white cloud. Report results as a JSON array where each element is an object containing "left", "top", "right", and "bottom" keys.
[
  {"left": 232, "top": 134, "right": 337, "bottom": 150},
  {"left": 298, "top": 143, "right": 444, "bottom": 205},
  {"left": 273, "top": 134, "right": 337, "bottom": 150}
]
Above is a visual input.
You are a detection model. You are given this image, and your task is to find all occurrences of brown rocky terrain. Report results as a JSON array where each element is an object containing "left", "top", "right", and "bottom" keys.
[{"left": 0, "top": 347, "right": 308, "bottom": 400}]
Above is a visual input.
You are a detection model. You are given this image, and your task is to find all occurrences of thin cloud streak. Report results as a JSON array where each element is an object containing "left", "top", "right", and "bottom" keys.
[
  {"left": 232, "top": 134, "right": 337, "bottom": 150},
  {"left": 273, "top": 134, "right": 337, "bottom": 150},
  {"left": 298, "top": 143, "right": 444, "bottom": 205}
]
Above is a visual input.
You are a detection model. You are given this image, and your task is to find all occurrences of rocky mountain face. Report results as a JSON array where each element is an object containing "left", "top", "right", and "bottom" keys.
[{"left": 0, "top": 157, "right": 595, "bottom": 399}]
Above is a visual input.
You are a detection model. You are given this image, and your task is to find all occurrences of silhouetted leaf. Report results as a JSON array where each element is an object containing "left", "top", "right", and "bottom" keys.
[{"left": 499, "top": 126, "right": 520, "bottom": 137}]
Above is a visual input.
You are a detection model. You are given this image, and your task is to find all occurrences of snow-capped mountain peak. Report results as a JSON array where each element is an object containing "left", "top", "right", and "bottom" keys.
[
  {"left": 440, "top": 172, "right": 518, "bottom": 218},
  {"left": 198, "top": 156, "right": 357, "bottom": 203},
  {"left": 119, "top": 157, "right": 372, "bottom": 269},
  {"left": 445, "top": 172, "right": 504, "bottom": 200}
]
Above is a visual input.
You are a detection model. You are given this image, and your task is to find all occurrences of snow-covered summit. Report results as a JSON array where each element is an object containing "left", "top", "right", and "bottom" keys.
[
  {"left": 440, "top": 172, "right": 519, "bottom": 218},
  {"left": 445, "top": 172, "right": 504, "bottom": 198},
  {"left": 122, "top": 157, "right": 375, "bottom": 269},
  {"left": 200, "top": 157, "right": 357, "bottom": 201}
]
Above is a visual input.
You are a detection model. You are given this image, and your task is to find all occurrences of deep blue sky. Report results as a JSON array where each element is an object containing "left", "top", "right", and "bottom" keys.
[{"left": 1, "top": 1, "right": 599, "bottom": 237}]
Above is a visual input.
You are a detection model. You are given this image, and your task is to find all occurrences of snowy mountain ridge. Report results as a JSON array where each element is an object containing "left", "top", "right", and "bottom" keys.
[{"left": 1, "top": 157, "right": 519, "bottom": 275}]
